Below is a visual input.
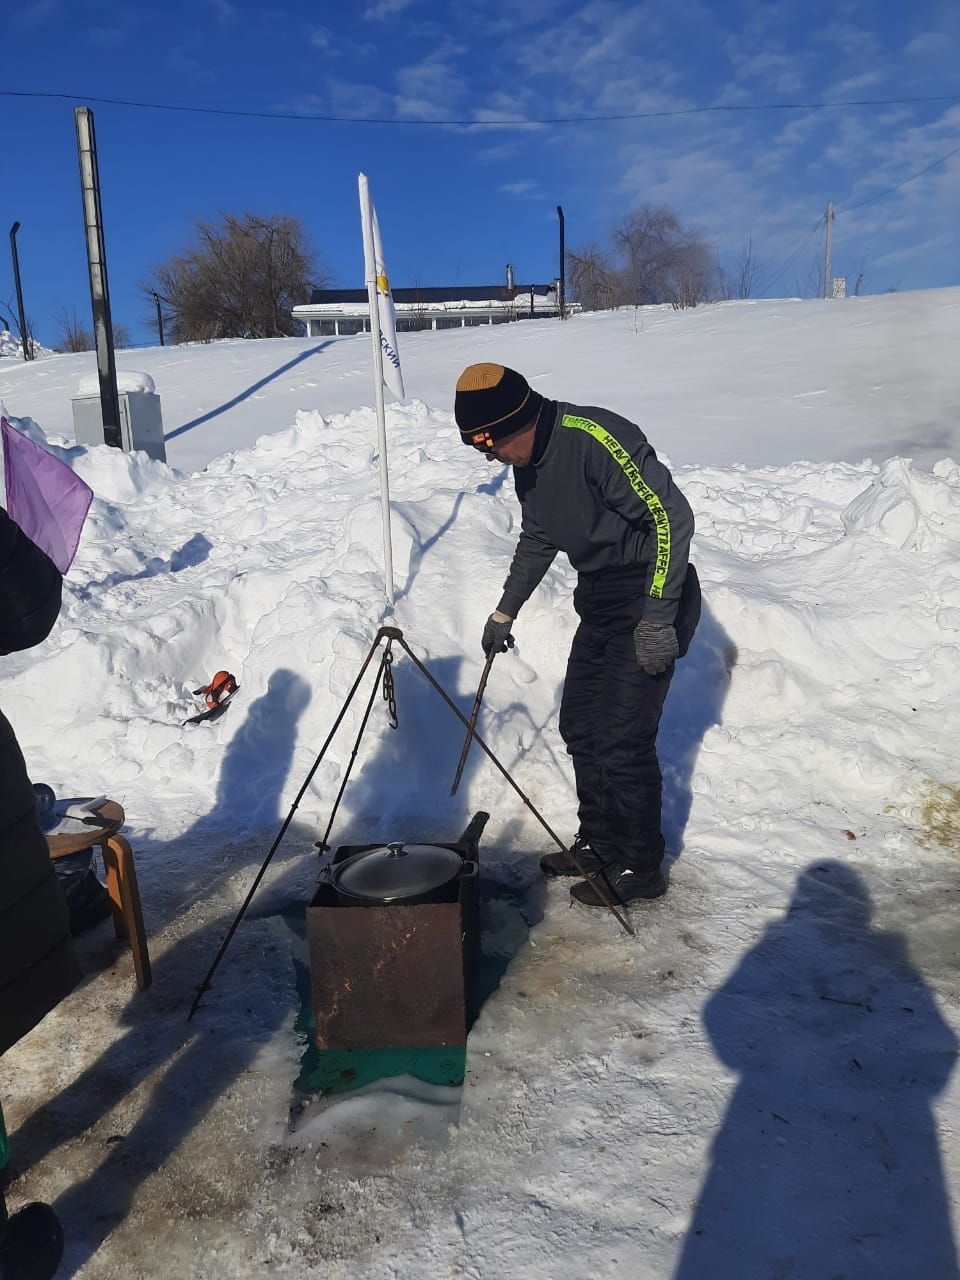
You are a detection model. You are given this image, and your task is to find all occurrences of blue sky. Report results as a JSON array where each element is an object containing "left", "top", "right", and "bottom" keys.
[{"left": 3, "top": 0, "right": 959, "bottom": 346}]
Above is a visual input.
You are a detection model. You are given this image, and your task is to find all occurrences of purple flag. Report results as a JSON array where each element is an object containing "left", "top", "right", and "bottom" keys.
[{"left": 2, "top": 417, "right": 93, "bottom": 574}]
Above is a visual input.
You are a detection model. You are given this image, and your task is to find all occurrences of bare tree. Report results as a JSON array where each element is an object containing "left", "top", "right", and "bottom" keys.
[
  {"left": 54, "top": 308, "right": 130, "bottom": 353},
  {"left": 143, "top": 212, "right": 329, "bottom": 343},
  {"left": 566, "top": 242, "right": 622, "bottom": 312},
  {"left": 568, "top": 207, "right": 720, "bottom": 312},
  {"left": 614, "top": 206, "right": 718, "bottom": 309},
  {"left": 736, "top": 234, "right": 762, "bottom": 299},
  {"left": 56, "top": 307, "right": 94, "bottom": 353}
]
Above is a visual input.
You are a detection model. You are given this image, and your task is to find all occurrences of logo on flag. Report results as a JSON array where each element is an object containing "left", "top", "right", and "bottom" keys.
[{"left": 359, "top": 174, "right": 405, "bottom": 401}]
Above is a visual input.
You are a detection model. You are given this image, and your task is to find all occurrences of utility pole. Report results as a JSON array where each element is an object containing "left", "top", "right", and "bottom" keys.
[
  {"left": 9, "top": 222, "right": 32, "bottom": 361},
  {"left": 823, "top": 202, "right": 834, "bottom": 300},
  {"left": 557, "top": 204, "right": 566, "bottom": 319},
  {"left": 75, "top": 107, "right": 122, "bottom": 449},
  {"left": 153, "top": 291, "right": 165, "bottom": 346}
]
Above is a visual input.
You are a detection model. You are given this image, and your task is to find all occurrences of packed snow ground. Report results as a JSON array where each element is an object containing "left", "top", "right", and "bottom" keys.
[{"left": 1, "top": 292, "right": 959, "bottom": 1278}]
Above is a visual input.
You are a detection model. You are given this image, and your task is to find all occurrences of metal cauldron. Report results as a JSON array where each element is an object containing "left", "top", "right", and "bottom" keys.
[{"left": 319, "top": 840, "right": 475, "bottom": 907}]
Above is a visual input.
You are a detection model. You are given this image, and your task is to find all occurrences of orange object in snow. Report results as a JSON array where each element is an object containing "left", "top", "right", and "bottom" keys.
[{"left": 195, "top": 671, "right": 238, "bottom": 710}]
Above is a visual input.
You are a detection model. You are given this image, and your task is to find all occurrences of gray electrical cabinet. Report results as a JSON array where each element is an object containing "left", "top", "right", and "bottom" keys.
[{"left": 71, "top": 387, "right": 167, "bottom": 463}]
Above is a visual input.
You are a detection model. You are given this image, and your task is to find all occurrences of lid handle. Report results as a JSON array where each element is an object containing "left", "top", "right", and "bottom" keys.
[{"left": 385, "top": 842, "right": 407, "bottom": 858}]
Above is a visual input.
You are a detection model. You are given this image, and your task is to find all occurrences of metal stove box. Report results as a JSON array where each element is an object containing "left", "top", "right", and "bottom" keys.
[{"left": 306, "top": 813, "right": 486, "bottom": 1050}]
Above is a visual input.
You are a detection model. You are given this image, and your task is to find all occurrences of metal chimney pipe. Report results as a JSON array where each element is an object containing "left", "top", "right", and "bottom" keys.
[
  {"left": 506, "top": 263, "right": 514, "bottom": 292},
  {"left": 557, "top": 205, "right": 566, "bottom": 320}
]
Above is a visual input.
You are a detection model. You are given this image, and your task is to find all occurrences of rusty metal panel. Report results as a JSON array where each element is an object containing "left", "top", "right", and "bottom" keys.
[
  {"left": 307, "top": 818, "right": 485, "bottom": 1052},
  {"left": 308, "top": 896, "right": 469, "bottom": 1049}
]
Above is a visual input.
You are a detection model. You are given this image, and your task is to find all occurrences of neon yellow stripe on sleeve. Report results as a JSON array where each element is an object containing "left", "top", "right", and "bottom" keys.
[{"left": 561, "top": 414, "right": 671, "bottom": 598}]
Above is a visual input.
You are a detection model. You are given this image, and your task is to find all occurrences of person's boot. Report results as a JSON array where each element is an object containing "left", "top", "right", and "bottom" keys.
[
  {"left": 570, "top": 861, "right": 667, "bottom": 907},
  {"left": 539, "top": 833, "right": 606, "bottom": 878},
  {"left": 0, "top": 1198, "right": 64, "bottom": 1280}
]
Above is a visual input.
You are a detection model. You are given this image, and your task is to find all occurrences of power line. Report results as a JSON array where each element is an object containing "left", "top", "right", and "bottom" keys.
[
  {"left": 749, "top": 136, "right": 958, "bottom": 296},
  {"left": 2, "top": 87, "right": 959, "bottom": 128},
  {"left": 836, "top": 142, "right": 960, "bottom": 212},
  {"left": 756, "top": 216, "right": 826, "bottom": 296}
]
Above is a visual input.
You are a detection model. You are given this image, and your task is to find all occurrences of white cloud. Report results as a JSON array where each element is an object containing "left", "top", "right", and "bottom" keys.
[
  {"left": 85, "top": 25, "right": 126, "bottom": 47},
  {"left": 476, "top": 140, "right": 525, "bottom": 163},
  {"left": 365, "top": 0, "right": 417, "bottom": 20},
  {"left": 208, "top": 0, "right": 235, "bottom": 25},
  {"left": 167, "top": 44, "right": 215, "bottom": 82},
  {"left": 903, "top": 31, "right": 946, "bottom": 58},
  {"left": 394, "top": 46, "right": 465, "bottom": 121},
  {"left": 323, "top": 78, "right": 393, "bottom": 119},
  {"left": 731, "top": 49, "right": 806, "bottom": 95},
  {"left": 875, "top": 231, "right": 952, "bottom": 267},
  {"left": 816, "top": 18, "right": 883, "bottom": 62},
  {"left": 501, "top": 181, "right": 538, "bottom": 196},
  {"left": 308, "top": 27, "right": 376, "bottom": 59},
  {"left": 13, "top": 0, "right": 58, "bottom": 26},
  {"left": 827, "top": 70, "right": 884, "bottom": 97}
]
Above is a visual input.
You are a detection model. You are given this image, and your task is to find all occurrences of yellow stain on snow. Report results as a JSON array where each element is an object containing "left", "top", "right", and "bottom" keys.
[{"left": 917, "top": 779, "right": 960, "bottom": 854}]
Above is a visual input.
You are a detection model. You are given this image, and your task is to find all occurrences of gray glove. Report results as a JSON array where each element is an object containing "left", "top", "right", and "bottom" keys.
[
  {"left": 482, "top": 613, "right": 515, "bottom": 656},
  {"left": 633, "top": 621, "right": 679, "bottom": 675}
]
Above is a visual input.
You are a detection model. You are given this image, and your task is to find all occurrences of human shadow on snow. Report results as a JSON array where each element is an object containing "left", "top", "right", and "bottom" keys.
[
  {"left": 674, "top": 861, "right": 959, "bottom": 1280},
  {"left": 659, "top": 597, "right": 735, "bottom": 863}
]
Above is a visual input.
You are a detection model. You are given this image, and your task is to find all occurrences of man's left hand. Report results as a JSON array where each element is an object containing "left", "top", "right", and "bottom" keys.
[{"left": 633, "top": 621, "right": 679, "bottom": 675}]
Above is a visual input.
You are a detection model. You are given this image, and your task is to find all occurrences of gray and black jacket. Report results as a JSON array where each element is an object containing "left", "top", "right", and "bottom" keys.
[{"left": 497, "top": 402, "right": 695, "bottom": 627}]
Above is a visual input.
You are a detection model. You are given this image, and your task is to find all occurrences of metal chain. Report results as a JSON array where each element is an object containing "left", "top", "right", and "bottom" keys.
[{"left": 382, "top": 642, "right": 399, "bottom": 729}]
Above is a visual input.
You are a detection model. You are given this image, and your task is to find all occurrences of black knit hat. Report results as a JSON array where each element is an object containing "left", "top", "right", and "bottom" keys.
[{"left": 455, "top": 364, "right": 543, "bottom": 448}]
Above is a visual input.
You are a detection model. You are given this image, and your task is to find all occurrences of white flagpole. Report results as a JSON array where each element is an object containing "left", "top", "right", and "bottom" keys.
[{"left": 358, "top": 172, "right": 395, "bottom": 607}]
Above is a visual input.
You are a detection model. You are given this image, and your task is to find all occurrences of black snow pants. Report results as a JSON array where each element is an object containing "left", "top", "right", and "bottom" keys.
[{"left": 558, "top": 562, "right": 701, "bottom": 872}]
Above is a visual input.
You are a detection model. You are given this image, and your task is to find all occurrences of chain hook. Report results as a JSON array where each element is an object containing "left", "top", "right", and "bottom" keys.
[{"left": 382, "top": 641, "right": 399, "bottom": 729}]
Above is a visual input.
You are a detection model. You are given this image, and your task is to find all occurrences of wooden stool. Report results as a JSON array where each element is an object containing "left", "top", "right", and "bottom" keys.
[{"left": 46, "top": 800, "right": 152, "bottom": 991}]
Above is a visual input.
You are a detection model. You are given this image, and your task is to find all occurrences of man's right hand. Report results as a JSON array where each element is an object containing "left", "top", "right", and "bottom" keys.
[{"left": 482, "top": 611, "right": 515, "bottom": 656}]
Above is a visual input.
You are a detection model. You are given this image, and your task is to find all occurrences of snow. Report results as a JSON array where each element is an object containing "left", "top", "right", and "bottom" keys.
[
  {"left": 76, "top": 370, "right": 157, "bottom": 397},
  {"left": 0, "top": 329, "right": 54, "bottom": 361},
  {"left": 1, "top": 289, "right": 959, "bottom": 1277},
  {"left": 0, "top": 288, "right": 956, "bottom": 476}
]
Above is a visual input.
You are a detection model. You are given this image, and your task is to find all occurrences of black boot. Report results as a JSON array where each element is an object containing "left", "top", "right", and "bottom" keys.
[
  {"left": 539, "top": 833, "right": 606, "bottom": 878},
  {"left": 0, "top": 1199, "right": 64, "bottom": 1280},
  {"left": 570, "top": 862, "right": 667, "bottom": 908}
]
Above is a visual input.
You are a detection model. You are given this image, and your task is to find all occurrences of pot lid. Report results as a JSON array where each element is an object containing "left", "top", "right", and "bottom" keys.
[{"left": 334, "top": 842, "right": 463, "bottom": 900}]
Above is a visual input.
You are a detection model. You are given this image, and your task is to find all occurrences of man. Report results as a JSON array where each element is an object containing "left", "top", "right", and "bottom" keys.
[
  {"left": 456, "top": 363, "right": 700, "bottom": 909},
  {"left": 1, "top": 504, "right": 80, "bottom": 1279}
]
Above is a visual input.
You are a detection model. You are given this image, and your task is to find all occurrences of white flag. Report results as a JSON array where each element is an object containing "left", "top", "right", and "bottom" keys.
[{"left": 359, "top": 173, "right": 405, "bottom": 400}]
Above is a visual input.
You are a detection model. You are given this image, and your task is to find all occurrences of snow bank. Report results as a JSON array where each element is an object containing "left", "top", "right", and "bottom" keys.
[
  {"left": 4, "top": 401, "right": 958, "bottom": 867},
  {"left": 0, "top": 329, "right": 54, "bottom": 360}
]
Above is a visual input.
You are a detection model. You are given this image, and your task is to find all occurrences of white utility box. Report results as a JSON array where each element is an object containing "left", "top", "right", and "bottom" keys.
[{"left": 71, "top": 371, "right": 167, "bottom": 463}]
